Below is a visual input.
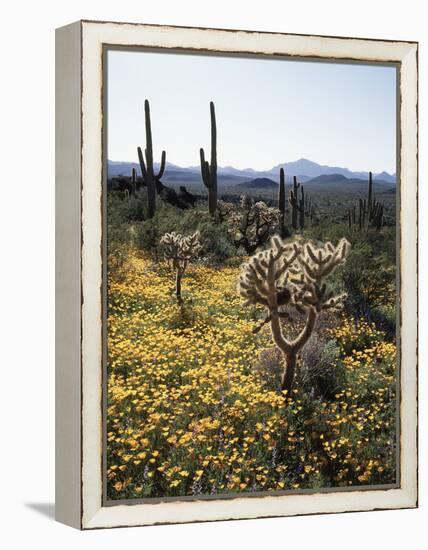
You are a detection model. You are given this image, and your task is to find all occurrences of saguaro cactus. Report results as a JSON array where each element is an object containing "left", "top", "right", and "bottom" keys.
[
  {"left": 130, "top": 168, "right": 137, "bottom": 198},
  {"left": 137, "top": 99, "right": 166, "bottom": 219},
  {"left": 238, "top": 236, "right": 350, "bottom": 392},
  {"left": 305, "top": 194, "right": 312, "bottom": 216},
  {"left": 367, "top": 171, "right": 373, "bottom": 216},
  {"left": 278, "top": 168, "right": 289, "bottom": 238},
  {"left": 289, "top": 177, "right": 300, "bottom": 230},
  {"left": 367, "top": 172, "right": 384, "bottom": 230},
  {"left": 289, "top": 177, "right": 306, "bottom": 230},
  {"left": 159, "top": 231, "right": 201, "bottom": 303},
  {"left": 200, "top": 101, "right": 218, "bottom": 216},
  {"left": 347, "top": 172, "right": 384, "bottom": 232},
  {"left": 299, "top": 186, "right": 305, "bottom": 230}
]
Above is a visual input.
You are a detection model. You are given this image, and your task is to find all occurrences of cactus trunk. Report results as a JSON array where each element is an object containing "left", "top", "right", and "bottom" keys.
[
  {"left": 280, "top": 352, "right": 297, "bottom": 392},
  {"left": 175, "top": 268, "right": 183, "bottom": 304},
  {"left": 144, "top": 101, "right": 156, "bottom": 218},
  {"left": 200, "top": 101, "right": 218, "bottom": 216},
  {"left": 299, "top": 186, "right": 305, "bottom": 230},
  {"left": 368, "top": 171, "right": 373, "bottom": 218},
  {"left": 289, "top": 177, "right": 300, "bottom": 230},
  {"left": 131, "top": 167, "right": 137, "bottom": 198},
  {"left": 278, "top": 168, "right": 287, "bottom": 237},
  {"left": 208, "top": 182, "right": 218, "bottom": 216},
  {"left": 292, "top": 177, "right": 298, "bottom": 230},
  {"left": 271, "top": 305, "right": 317, "bottom": 392}
]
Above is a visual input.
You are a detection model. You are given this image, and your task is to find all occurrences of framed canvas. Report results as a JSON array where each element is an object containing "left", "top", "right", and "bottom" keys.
[{"left": 55, "top": 20, "right": 418, "bottom": 530}]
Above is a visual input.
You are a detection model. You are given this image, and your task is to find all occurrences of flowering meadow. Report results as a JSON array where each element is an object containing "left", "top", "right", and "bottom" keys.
[{"left": 106, "top": 249, "right": 397, "bottom": 500}]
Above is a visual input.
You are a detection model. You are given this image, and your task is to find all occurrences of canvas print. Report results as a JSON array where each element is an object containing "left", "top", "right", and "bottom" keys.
[{"left": 105, "top": 49, "right": 398, "bottom": 502}]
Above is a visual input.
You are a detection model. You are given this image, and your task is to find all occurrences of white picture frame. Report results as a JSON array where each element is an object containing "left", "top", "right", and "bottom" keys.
[{"left": 55, "top": 20, "right": 418, "bottom": 530}]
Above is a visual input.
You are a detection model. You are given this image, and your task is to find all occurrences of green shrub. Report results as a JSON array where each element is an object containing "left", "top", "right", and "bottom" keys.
[
  {"left": 133, "top": 202, "right": 236, "bottom": 264},
  {"left": 299, "top": 334, "right": 343, "bottom": 399},
  {"left": 342, "top": 240, "right": 396, "bottom": 331},
  {"left": 107, "top": 193, "right": 147, "bottom": 224}
]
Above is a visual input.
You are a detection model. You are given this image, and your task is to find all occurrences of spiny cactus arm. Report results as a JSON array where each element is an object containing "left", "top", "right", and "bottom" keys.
[
  {"left": 293, "top": 239, "right": 350, "bottom": 313},
  {"left": 305, "top": 244, "right": 333, "bottom": 266},
  {"left": 156, "top": 150, "right": 166, "bottom": 180},
  {"left": 269, "top": 235, "right": 297, "bottom": 259},
  {"left": 289, "top": 189, "right": 304, "bottom": 211},
  {"left": 199, "top": 102, "right": 218, "bottom": 216},
  {"left": 269, "top": 275, "right": 316, "bottom": 356},
  {"left": 294, "top": 279, "right": 343, "bottom": 313},
  {"left": 137, "top": 146, "right": 148, "bottom": 180},
  {"left": 289, "top": 178, "right": 302, "bottom": 202},
  {"left": 300, "top": 239, "right": 350, "bottom": 281},
  {"left": 238, "top": 254, "right": 269, "bottom": 306},
  {"left": 200, "top": 148, "right": 211, "bottom": 188},
  {"left": 160, "top": 231, "right": 201, "bottom": 267},
  {"left": 144, "top": 100, "right": 154, "bottom": 171},
  {"left": 265, "top": 253, "right": 294, "bottom": 355},
  {"left": 293, "top": 176, "right": 300, "bottom": 191},
  {"left": 274, "top": 243, "right": 301, "bottom": 280},
  {"left": 238, "top": 251, "right": 274, "bottom": 307},
  {"left": 209, "top": 101, "right": 217, "bottom": 176},
  {"left": 178, "top": 232, "right": 201, "bottom": 261},
  {"left": 288, "top": 190, "right": 296, "bottom": 205},
  {"left": 238, "top": 239, "right": 302, "bottom": 347},
  {"left": 252, "top": 310, "right": 291, "bottom": 334},
  {"left": 255, "top": 213, "right": 269, "bottom": 240},
  {"left": 289, "top": 307, "right": 317, "bottom": 350},
  {"left": 237, "top": 238, "right": 299, "bottom": 296},
  {"left": 248, "top": 266, "right": 270, "bottom": 301}
]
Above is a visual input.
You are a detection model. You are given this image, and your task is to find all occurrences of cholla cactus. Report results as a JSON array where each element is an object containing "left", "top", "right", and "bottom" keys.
[
  {"left": 220, "top": 195, "right": 280, "bottom": 254},
  {"left": 238, "top": 236, "right": 351, "bottom": 392},
  {"left": 159, "top": 231, "right": 201, "bottom": 303}
]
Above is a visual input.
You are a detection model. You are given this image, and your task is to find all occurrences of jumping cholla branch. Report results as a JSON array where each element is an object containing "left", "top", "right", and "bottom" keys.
[
  {"left": 159, "top": 231, "right": 201, "bottom": 303},
  {"left": 218, "top": 195, "right": 280, "bottom": 254},
  {"left": 238, "top": 236, "right": 351, "bottom": 392}
]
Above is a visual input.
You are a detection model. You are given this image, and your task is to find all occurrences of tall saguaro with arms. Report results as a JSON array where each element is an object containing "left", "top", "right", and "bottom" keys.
[
  {"left": 200, "top": 101, "right": 218, "bottom": 216},
  {"left": 137, "top": 99, "right": 166, "bottom": 219}
]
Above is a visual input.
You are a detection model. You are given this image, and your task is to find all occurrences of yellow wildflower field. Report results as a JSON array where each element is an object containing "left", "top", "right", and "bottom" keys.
[{"left": 106, "top": 251, "right": 397, "bottom": 500}]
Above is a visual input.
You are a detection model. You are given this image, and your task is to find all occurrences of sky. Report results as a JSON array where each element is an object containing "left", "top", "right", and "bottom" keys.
[{"left": 107, "top": 49, "right": 397, "bottom": 174}]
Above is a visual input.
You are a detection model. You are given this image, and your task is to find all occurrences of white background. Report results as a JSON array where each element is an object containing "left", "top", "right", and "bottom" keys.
[{"left": 0, "top": 0, "right": 425, "bottom": 548}]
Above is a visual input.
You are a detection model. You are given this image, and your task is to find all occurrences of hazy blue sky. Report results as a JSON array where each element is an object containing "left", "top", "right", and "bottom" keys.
[{"left": 107, "top": 49, "right": 397, "bottom": 173}]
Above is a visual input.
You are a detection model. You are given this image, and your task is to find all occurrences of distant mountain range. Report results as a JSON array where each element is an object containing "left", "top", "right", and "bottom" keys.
[
  {"left": 238, "top": 177, "right": 278, "bottom": 189},
  {"left": 267, "top": 159, "right": 396, "bottom": 184},
  {"left": 238, "top": 173, "right": 394, "bottom": 194},
  {"left": 108, "top": 158, "right": 396, "bottom": 187}
]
